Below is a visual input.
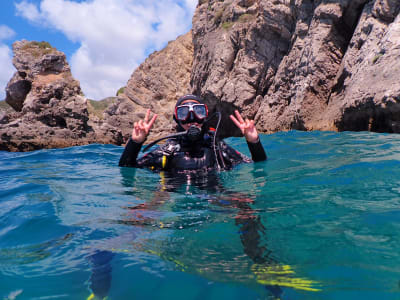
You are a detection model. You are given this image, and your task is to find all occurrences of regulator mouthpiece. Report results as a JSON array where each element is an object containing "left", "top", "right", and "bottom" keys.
[{"left": 186, "top": 125, "right": 202, "bottom": 142}]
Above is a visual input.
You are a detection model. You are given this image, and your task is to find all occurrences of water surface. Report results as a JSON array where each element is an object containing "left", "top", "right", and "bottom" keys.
[{"left": 1, "top": 131, "right": 399, "bottom": 299}]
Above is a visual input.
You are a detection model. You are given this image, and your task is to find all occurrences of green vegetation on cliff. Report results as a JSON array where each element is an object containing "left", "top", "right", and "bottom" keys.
[
  {"left": 0, "top": 100, "right": 13, "bottom": 113},
  {"left": 87, "top": 98, "right": 116, "bottom": 120},
  {"left": 116, "top": 87, "right": 125, "bottom": 96},
  {"left": 21, "top": 41, "right": 54, "bottom": 58}
]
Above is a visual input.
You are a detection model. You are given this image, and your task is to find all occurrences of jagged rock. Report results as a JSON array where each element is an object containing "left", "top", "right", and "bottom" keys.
[
  {"left": 6, "top": 41, "right": 72, "bottom": 111},
  {"left": 1, "top": 32, "right": 193, "bottom": 151},
  {"left": 5, "top": 74, "right": 31, "bottom": 112},
  {"left": 90, "top": 97, "right": 133, "bottom": 145},
  {"left": 191, "top": 0, "right": 299, "bottom": 137},
  {"left": 105, "top": 31, "right": 193, "bottom": 143},
  {"left": 1, "top": 41, "right": 99, "bottom": 151},
  {"left": 255, "top": 0, "right": 356, "bottom": 132},
  {"left": 191, "top": 0, "right": 400, "bottom": 135},
  {"left": 324, "top": 6, "right": 400, "bottom": 132}
]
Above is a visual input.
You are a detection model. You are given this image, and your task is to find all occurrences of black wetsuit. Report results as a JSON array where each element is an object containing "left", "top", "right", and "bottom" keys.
[{"left": 118, "top": 130, "right": 267, "bottom": 172}]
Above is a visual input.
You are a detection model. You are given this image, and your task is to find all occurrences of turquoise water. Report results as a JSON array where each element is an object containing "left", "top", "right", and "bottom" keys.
[{"left": 1, "top": 131, "right": 400, "bottom": 299}]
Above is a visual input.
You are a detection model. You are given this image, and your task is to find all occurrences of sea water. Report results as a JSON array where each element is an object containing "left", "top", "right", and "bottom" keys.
[{"left": 0, "top": 131, "right": 399, "bottom": 300}]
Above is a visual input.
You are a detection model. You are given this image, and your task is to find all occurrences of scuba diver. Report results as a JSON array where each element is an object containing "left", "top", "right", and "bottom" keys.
[
  {"left": 118, "top": 94, "right": 267, "bottom": 170},
  {"left": 88, "top": 95, "right": 272, "bottom": 299}
]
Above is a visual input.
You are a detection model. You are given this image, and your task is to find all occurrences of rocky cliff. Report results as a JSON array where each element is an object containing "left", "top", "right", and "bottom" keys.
[{"left": 191, "top": 0, "right": 400, "bottom": 135}]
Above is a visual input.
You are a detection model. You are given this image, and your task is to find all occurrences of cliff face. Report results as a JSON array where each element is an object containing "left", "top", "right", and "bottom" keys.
[
  {"left": 328, "top": 1, "right": 400, "bottom": 132},
  {"left": 191, "top": 0, "right": 400, "bottom": 135}
]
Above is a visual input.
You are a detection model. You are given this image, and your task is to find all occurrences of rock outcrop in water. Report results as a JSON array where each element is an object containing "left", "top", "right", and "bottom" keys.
[
  {"left": 0, "top": 41, "right": 121, "bottom": 151},
  {"left": 191, "top": 0, "right": 400, "bottom": 135}
]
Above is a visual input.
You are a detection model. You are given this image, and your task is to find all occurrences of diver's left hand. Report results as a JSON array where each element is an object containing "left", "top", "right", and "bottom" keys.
[{"left": 230, "top": 110, "right": 259, "bottom": 143}]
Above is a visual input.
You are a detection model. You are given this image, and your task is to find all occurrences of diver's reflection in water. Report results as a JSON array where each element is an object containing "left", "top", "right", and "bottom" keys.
[{"left": 88, "top": 167, "right": 283, "bottom": 299}]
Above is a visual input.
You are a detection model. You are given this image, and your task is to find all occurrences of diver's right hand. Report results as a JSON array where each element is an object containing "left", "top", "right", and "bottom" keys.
[{"left": 131, "top": 109, "right": 157, "bottom": 143}]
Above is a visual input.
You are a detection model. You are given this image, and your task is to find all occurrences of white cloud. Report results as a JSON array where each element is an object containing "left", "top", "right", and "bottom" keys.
[
  {"left": 15, "top": 1, "right": 42, "bottom": 23},
  {"left": 0, "top": 25, "right": 16, "bottom": 41},
  {"left": 185, "top": 0, "right": 198, "bottom": 14},
  {"left": 0, "top": 25, "right": 16, "bottom": 100},
  {"left": 15, "top": 0, "right": 198, "bottom": 100}
]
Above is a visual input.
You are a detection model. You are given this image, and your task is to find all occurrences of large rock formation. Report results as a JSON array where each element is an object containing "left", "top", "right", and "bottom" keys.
[
  {"left": 0, "top": 41, "right": 121, "bottom": 151},
  {"left": 327, "top": 1, "right": 400, "bottom": 132},
  {"left": 191, "top": 0, "right": 400, "bottom": 135}
]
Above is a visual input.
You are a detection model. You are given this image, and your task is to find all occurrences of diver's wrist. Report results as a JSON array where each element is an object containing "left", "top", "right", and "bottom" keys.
[
  {"left": 131, "top": 135, "right": 147, "bottom": 144},
  {"left": 129, "top": 137, "right": 145, "bottom": 145},
  {"left": 246, "top": 136, "right": 259, "bottom": 144}
]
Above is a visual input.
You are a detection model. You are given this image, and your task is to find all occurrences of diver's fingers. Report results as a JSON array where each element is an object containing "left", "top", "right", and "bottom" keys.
[
  {"left": 230, "top": 114, "right": 242, "bottom": 129},
  {"left": 133, "top": 122, "right": 141, "bottom": 136},
  {"left": 135, "top": 121, "right": 141, "bottom": 131},
  {"left": 147, "top": 114, "right": 158, "bottom": 129},
  {"left": 234, "top": 110, "right": 245, "bottom": 123},
  {"left": 138, "top": 120, "right": 146, "bottom": 131},
  {"left": 244, "top": 119, "right": 254, "bottom": 129},
  {"left": 144, "top": 109, "right": 151, "bottom": 123},
  {"left": 244, "top": 119, "right": 252, "bottom": 129}
]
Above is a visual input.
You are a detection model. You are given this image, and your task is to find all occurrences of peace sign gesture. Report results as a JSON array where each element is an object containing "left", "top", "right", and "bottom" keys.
[
  {"left": 230, "top": 110, "right": 259, "bottom": 143},
  {"left": 131, "top": 109, "right": 158, "bottom": 143}
]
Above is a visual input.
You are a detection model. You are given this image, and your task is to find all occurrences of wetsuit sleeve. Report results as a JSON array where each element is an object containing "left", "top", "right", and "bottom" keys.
[
  {"left": 220, "top": 141, "right": 251, "bottom": 166},
  {"left": 247, "top": 139, "right": 267, "bottom": 162},
  {"left": 118, "top": 138, "right": 143, "bottom": 167}
]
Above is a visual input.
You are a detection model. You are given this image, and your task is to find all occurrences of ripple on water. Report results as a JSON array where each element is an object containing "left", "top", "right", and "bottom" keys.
[{"left": 0, "top": 132, "right": 400, "bottom": 299}]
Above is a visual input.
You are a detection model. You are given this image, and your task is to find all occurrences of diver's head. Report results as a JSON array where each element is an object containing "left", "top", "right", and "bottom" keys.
[{"left": 174, "top": 94, "right": 208, "bottom": 132}]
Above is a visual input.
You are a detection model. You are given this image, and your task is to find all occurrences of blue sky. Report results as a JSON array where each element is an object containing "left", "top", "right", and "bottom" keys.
[{"left": 0, "top": 0, "right": 197, "bottom": 100}]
